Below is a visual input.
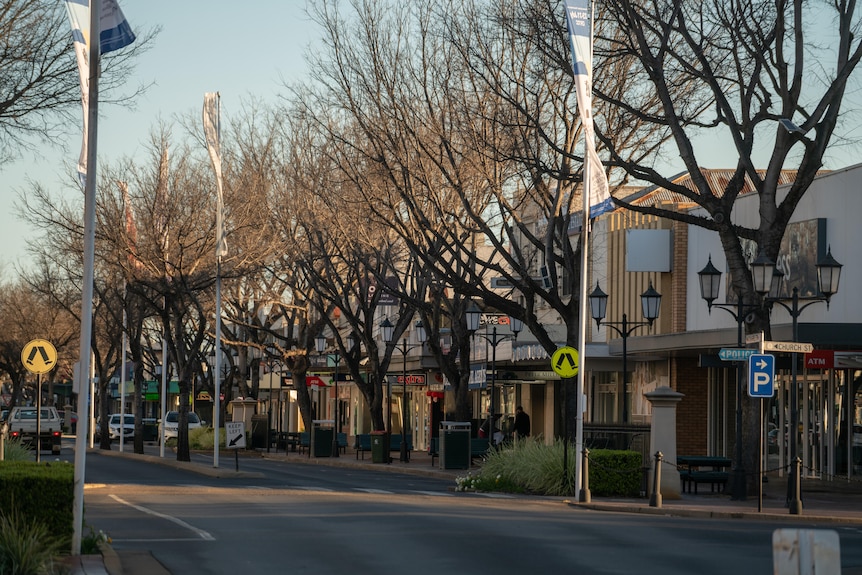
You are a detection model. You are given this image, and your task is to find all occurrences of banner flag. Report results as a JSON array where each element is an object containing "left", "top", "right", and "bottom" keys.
[
  {"left": 118, "top": 181, "right": 143, "bottom": 271},
  {"left": 203, "top": 93, "right": 228, "bottom": 258},
  {"left": 563, "top": 0, "right": 613, "bottom": 218},
  {"left": 65, "top": 0, "right": 136, "bottom": 185},
  {"left": 155, "top": 145, "right": 170, "bottom": 256}
]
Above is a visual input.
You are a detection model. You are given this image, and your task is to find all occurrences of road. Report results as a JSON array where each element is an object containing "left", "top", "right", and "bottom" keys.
[{"left": 77, "top": 450, "right": 862, "bottom": 574}]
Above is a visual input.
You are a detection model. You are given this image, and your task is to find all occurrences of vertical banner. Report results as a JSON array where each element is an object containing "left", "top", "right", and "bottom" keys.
[
  {"left": 563, "top": 0, "right": 612, "bottom": 218},
  {"left": 203, "top": 93, "right": 228, "bottom": 258},
  {"left": 65, "top": 0, "right": 136, "bottom": 185}
]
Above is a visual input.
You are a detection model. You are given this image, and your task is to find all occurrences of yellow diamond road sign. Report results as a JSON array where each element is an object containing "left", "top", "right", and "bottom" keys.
[
  {"left": 21, "top": 339, "right": 57, "bottom": 375},
  {"left": 551, "top": 346, "right": 579, "bottom": 378}
]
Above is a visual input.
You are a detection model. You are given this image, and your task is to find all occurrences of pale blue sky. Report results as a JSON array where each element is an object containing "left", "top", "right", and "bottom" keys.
[
  {"left": 1, "top": 0, "right": 316, "bottom": 271},
  {"left": 0, "top": 2, "right": 858, "bottom": 272}
]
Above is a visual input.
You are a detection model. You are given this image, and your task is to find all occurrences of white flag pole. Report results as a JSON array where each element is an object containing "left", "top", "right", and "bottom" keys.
[{"left": 71, "top": 0, "right": 100, "bottom": 555}]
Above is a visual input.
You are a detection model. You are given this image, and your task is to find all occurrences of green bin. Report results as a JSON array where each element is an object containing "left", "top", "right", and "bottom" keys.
[
  {"left": 371, "top": 432, "right": 390, "bottom": 463},
  {"left": 440, "top": 421, "right": 471, "bottom": 469}
]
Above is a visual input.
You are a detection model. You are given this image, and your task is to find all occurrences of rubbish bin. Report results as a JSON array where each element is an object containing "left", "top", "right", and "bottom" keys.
[
  {"left": 371, "top": 431, "right": 390, "bottom": 463},
  {"left": 251, "top": 414, "right": 269, "bottom": 449},
  {"left": 440, "top": 421, "right": 471, "bottom": 469},
  {"left": 312, "top": 419, "right": 334, "bottom": 457}
]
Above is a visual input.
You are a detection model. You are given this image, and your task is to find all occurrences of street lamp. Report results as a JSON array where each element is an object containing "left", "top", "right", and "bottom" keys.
[
  {"left": 750, "top": 247, "right": 842, "bottom": 515},
  {"left": 465, "top": 302, "right": 523, "bottom": 448},
  {"left": 262, "top": 346, "right": 283, "bottom": 454},
  {"left": 381, "top": 318, "right": 427, "bottom": 463},
  {"left": 697, "top": 256, "right": 773, "bottom": 501},
  {"left": 315, "top": 333, "right": 357, "bottom": 458},
  {"left": 588, "top": 282, "right": 662, "bottom": 425}
]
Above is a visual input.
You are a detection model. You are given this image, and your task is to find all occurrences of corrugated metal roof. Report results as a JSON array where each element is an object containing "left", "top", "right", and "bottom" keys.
[{"left": 621, "top": 168, "right": 805, "bottom": 206}]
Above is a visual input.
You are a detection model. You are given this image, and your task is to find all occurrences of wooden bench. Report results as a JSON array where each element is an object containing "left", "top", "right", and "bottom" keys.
[
  {"left": 354, "top": 433, "right": 413, "bottom": 460},
  {"left": 277, "top": 432, "right": 301, "bottom": 452},
  {"left": 298, "top": 432, "right": 310, "bottom": 455},
  {"left": 354, "top": 434, "right": 373, "bottom": 459},
  {"left": 677, "top": 455, "right": 731, "bottom": 494}
]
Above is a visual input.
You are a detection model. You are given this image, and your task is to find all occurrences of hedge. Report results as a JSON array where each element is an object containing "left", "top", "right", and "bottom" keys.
[
  {"left": 587, "top": 449, "right": 643, "bottom": 497},
  {"left": 0, "top": 461, "right": 75, "bottom": 541}
]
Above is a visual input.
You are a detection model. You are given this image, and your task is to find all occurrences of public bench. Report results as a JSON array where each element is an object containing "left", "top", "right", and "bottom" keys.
[
  {"left": 297, "top": 431, "right": 347, "bottom": 456},
  {"left": 277, "top": 432, "right": 301, "bottom": 452},
  {"left": 353, "top": 433, "right": 413, "bottom": 460},
  {"left": 428, "top": 437, "right": 491, "bottom": 466},
  {"left": 677, "top": 455, "right": 732, "bottom": 494},
  {"left": 298, "top": 431, "right": 310, "bottom": 454}
]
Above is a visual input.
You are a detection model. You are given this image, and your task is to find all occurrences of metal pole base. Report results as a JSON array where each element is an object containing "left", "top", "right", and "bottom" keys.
[{"left": 730, "top": 467, "right": 747, "bottom": 501}]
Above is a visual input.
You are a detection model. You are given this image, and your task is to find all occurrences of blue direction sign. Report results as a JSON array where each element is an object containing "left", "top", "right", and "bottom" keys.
[
  {"left": 748, "top": 354, "right": 775, "bottom": 398},
  {"left": 719, "top": 348, "right": 758, "bottom": 361}
]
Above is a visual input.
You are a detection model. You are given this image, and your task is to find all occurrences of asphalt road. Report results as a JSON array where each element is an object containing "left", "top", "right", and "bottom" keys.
[{"left": 78, "top": 450, "right": 862, "bottom": 574}]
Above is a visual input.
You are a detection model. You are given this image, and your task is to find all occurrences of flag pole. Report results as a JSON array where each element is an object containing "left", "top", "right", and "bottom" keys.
[
  {"left": 71, "top": 0, "right": 100, "bottom": 553},
  {"left": 203, "top": 91, "right": 226, "bottom": 467}
]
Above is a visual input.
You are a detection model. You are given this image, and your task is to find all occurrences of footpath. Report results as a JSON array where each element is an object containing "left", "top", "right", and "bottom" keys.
[{"left": 69, "top": 445, "right": 862, "bottom": 575}]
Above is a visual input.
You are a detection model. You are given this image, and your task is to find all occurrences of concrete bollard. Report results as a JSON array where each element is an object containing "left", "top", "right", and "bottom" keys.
[
  {"left": 579, "top": 448, "right": 591, "bottom": 503},
  {"left": 649, "top": 451, "right": 663, "bottom": 508}
]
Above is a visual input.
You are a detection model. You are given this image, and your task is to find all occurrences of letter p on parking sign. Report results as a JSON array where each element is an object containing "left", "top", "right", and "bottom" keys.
[{"left": 748, "top": 354, "right": 775, "bottom": 398}]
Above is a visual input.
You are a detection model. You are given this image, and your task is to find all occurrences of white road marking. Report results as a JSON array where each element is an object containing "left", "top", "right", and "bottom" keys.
[
  {"left": 109, "top": 494, "right": 215, "bottom": 541},
  {"left": 294, "top": 486, "right": 334, "bottom": 492},
  {"left": 475, "top": 492, "right": 515, "bottom": 499},
  {"left": 411, "top": 490, "right": 454, "bottom": 497},
  {"left": 355, "top": 488, "right": 393, "bottom": 494}
]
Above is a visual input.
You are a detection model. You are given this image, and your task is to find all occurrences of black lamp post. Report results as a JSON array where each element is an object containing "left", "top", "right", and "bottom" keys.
[
  {"left": 749, "top": 247, "right": 842, "bottom": 515},
  {"left": 381, "top": 318, "right": 427, "bottom": 463},
  {"left": 465, "top": 302, "right": 523, "bottom": 448},
  {"left": 697, "top": 255, "right": 774, "bottom": 501},
  {"left": 262, "top": 347, "right": 283, "bottom": 454},
  {"left": 315, "top": 333, "right": 357, "bottom": 458},
  {"left": 588, "top": 282, "right": 662, "bottom": 425}
]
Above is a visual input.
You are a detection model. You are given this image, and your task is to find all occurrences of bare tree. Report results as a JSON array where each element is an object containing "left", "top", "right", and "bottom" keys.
[
  {"left": 0, "top": 0, "right": 154, "bottom": 164},
  {"left": 593, "top": 0, "right": 862, "bottom": 491}
]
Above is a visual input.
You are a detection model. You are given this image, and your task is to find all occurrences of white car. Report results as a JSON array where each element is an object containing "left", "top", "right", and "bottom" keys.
[
  {"left": 159, "top": 411, "right": 202, "bottom": 442},
  {"left": 99, "top": 413, "right": 134, "bottom": 441}
]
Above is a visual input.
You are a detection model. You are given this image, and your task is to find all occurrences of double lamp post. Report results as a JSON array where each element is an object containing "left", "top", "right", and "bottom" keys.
[
  {"left": 315, "top": 332, "right": 357, "bottom": 458},
  {"left": 697, "top": 247, "right": 841, "bottom": 511},
  {"left": 464, "top": 303, "right": 523, "bottom": 448},
  {"left": 588, "top": 282, "right": 662, "bottom": 425},
  {"left": 381, "top": 318, "right": 426, "bottom": 463}
]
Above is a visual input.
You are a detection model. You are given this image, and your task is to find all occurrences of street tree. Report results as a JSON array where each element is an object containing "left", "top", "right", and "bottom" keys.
[
  {"left": 300, "top": 0, "right": 670, "bottom": 438},
  {"left": 0, "top": 0, "right": 154, "bottom": 164},
  {"left": 591, "top": 0, "right": 862, "bottom": 492}
]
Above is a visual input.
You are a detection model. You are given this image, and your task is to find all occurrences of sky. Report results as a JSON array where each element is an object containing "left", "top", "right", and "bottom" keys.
[
  {"left": 0, "top": 0, "right": 317, "bottom": 272},
  {"left": 1, "top": 2, "right": 859, "bottom": 273}
]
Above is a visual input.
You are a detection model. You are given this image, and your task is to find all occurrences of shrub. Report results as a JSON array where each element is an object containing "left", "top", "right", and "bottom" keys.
[
  {"left": 2, "top": 438, "right": 33, "bottom": 462},
  {"left": 189, "top": 426, "right": 224, "bottom": 450},
  {"left": 454, "top": 439, "right": 642, "bottom": 497},
  {"left": 586, "top": 449, "right": 643, "bottom": 497},
  {"left": 0, "top": 509, "right": 64, "bottom": 575},
  {"left": 0, "top": 462, "right": 75, "bottom": 541}
]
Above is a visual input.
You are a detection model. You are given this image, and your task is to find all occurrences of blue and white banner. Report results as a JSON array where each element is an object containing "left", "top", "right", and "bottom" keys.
[
  {"left": 65, "top": 0, "right": 136, "bottom": 184},
  {"left": 563, "top": 0, "right": 612, "bottom": 218},
  {"left": 203, "top": 93, "right": 228, "bottom": 258}
]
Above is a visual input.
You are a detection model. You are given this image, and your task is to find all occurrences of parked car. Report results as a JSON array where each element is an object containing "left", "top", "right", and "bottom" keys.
[
  {"left": 5, "top": 406, "right": 63, "bottom": 454},
  {"left": 159, "top": 411, "right": 202, "bottom": 442},
  {"left": 96, "top": 413, "right": 135, "bottom": 441}
]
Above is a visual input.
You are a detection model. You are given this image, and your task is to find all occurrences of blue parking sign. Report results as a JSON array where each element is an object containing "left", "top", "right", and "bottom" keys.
[{"left": 748, "top": 354, "right": 775, "bottom": 398}]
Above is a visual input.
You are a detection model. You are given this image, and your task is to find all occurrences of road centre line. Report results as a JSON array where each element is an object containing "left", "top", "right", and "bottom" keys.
[{"left": 109, "top": 494, "right": 215, "bottom": 541}]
